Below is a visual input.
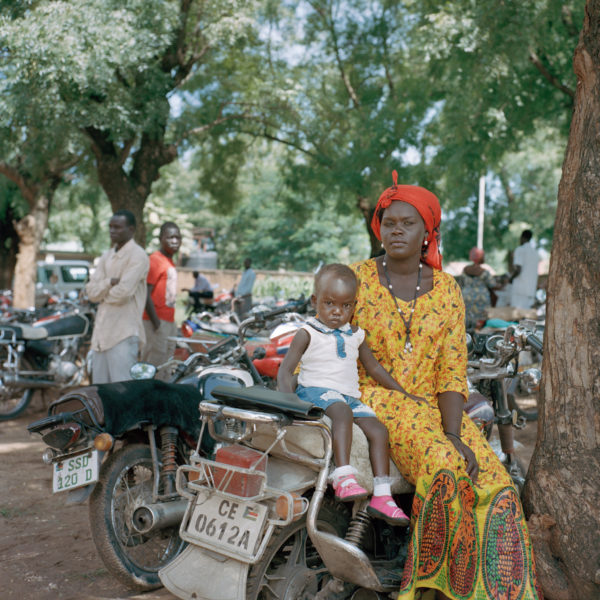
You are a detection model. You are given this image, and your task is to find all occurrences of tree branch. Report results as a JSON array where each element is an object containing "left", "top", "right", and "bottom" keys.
[
  {"left": 84, "top": 126, "right": 119, "bottom": 159},
  {"left": 0, "top": 162, "right": 37, "bottom": 206},
  {"left": 250, "top": 130, "right": 320, "bottom": 160},
  {"left": 529, "top": 50, "right": 575, "bottom": 100},
  {"left": 499, "top": 170, "right": 516, "bottom": 226},
  {"left": 308, "top": 1, "right": 361, "bottom": 109},
  {"left": 561, "top": 6, "right": 580, "bottom": 38},
  {"left": 119, "top": 138, "right": 136, "bottom": 166},
  {"left": 182, "top": 111, "right": 259, "bottom": 139}
]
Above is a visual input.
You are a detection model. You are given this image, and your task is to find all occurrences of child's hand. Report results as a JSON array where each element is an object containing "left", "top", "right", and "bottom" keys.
[{"left": 405, "top": 392, "right": 428, "bottom": 404}]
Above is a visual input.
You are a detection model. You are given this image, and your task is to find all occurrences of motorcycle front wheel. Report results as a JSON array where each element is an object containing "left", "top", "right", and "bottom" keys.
[
  {"left": 0, "top": 352, "right": 34, "bottom": 421},
  {"left": 246, "top": 498, "right": 350, "bottom": 600},
  {"left": 89, "top": 444, "right": 186, "bottom": 591},
  {"left": 0, "top": 386, "right": 33, "bottom": 421}
]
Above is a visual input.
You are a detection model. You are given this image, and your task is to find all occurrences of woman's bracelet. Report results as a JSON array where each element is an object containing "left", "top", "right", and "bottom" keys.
[{"left": 444, "top": 431, "right": 462, "bottom": 442}]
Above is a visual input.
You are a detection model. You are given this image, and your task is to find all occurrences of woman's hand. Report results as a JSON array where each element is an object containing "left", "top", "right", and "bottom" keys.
[{"left": 446, "top": 434, "right": 479, "bottom": 482}]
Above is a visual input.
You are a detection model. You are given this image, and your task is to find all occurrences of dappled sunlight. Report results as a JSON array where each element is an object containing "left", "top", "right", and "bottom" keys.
[{"left": 0, "top": 440, "right": 43, "bottom": 454}]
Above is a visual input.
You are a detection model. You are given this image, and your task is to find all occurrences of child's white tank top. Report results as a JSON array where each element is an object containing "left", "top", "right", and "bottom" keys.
[{"left": 297, "top": 318, "right": 364, "bottom": 398}]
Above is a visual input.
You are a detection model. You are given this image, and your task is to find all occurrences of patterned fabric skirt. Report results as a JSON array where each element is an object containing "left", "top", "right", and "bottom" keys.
[{"left": 360, "top": 387, "right": 542, "bottom": 600}]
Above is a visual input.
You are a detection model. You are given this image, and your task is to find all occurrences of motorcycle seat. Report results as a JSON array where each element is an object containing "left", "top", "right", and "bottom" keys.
[
  {"left": 210, "top": 385, "right": 325, "bottom": 420},
  {"left": 0, "top": 323, "right": 49, "bottom": 340}
]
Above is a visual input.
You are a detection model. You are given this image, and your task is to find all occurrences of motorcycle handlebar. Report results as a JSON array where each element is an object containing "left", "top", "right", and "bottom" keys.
[
  {"left": 526, "top": 333, "right": 543, "bottom": 354},
  {"left": 238, "top": 303, "right": 305, "bottom": 338}
]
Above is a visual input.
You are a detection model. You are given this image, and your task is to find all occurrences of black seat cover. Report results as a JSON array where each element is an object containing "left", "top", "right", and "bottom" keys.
[
  {"left": 210, "top": 385, "right": 324, "bottom": 420},
  {"left": 42, "top": 315, "right": 88, "bottom": 337}
]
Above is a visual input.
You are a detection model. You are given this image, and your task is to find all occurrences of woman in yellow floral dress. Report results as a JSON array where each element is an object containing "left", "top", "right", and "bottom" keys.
[{"left": 350, "top": 172, "right": 542, "bottom": 600}]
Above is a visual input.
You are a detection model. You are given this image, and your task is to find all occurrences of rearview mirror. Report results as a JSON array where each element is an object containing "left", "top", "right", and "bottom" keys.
[{"left": 130, "top": 362, "right": 157, "bottom": 380}]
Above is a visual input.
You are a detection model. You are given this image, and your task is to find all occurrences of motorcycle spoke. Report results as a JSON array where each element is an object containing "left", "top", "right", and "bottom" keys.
[{"left": 109, "top": 458, "right": 182, "bottom": 572}]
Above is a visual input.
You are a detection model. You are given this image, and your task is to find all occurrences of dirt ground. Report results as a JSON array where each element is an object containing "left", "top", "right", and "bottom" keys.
[{"left": 0, "top": 391, "right": 539, "bottom": 600}]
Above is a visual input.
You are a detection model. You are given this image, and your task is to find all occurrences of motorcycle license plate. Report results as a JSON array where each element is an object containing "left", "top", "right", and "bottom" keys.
[
  {"left": 185, "top": 491, "right": 268, "bottom": 560},
  {"left": 52, "top": 450, "right": 100, "bottom": 493}
]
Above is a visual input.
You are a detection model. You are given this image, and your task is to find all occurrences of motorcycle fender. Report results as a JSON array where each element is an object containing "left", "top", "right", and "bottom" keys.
[
  {"left": 160, "top": 544, "right": 248, "bottom": 600},
  {"left": 65, "top": 484, "right": 95, "bottom": 505}
]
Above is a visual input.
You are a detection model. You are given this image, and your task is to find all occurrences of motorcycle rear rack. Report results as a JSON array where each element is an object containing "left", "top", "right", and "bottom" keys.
[
  {"left": 27, "top": 394, "right": 104, "bottom": 435},
  {"left": 179, "top": 456, "right": 269, "bottom": 501},
  {"left": 197, "top": 400, "right": 330, "bottom": 471},
  {"left": 176, "top": 459, "right": 309, "bottom": 564}
]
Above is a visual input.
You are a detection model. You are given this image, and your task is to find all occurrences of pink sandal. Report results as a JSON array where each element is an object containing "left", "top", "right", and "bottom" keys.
[
  {"left": 367, "top": 495, "right": 410, "bottom": 526},
  {"left": 333, "top": 474, "right": 369, "bottom": 501}
]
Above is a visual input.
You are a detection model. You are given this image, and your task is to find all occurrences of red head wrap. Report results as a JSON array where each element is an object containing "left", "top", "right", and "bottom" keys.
[{"left": 371, "top": 170, "right": 443, "bottom": 270}]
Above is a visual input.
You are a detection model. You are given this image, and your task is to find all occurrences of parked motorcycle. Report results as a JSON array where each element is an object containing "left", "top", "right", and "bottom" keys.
[
  {"left": 159, "top": 384, "right": 413, "bottom": 600},
  {"left": 466, "top": 320, "right": 543, "bottom": 493},
  {"left": 0, "top": 298, "right": 95, "bottom": 420},
  {"left": 184, "top": 287, "right": 234, "bottom": 318},
  {"left": 180, "top": 299, "right": 308, "bottom": 386},
  {"left": 153, "top": 323, "right": 544, "bottom": 600},
  {"left": 26, "top": 304, "right": 301, "bottom": 591}
]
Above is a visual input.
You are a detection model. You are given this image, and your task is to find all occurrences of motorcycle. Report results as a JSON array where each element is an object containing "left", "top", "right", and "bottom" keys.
[
  {"left": 154, "top": 324, "right": 544, "bottom": 600},
  {"left": 465, "top": 320, "right": 543, "bottom": 493},
  {"left": 0, "top": 298, "right": 95, "bottom": 420},
  {"left": 26, "top": 304, "right": 301, "bottom": 591},
  {"left": 184, "top": 287, "right": 234, "bottom": 318},
  {"left": 158, "top": 383, "right": 414, "bottom": 600},
  {"left": 180, "top": 299, "right": 308, "bottom": 386}
]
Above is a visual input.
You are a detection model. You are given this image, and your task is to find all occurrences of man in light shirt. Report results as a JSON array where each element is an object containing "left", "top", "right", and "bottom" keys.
[
  {"left": 509, "top": 230, "right": 540, "bottom": 309},
  {"left": 232, "top": 257, "right": 256, "bottom": 318},
  {"left": 86, "top": 210, "right": 149, "bottom": 383}
]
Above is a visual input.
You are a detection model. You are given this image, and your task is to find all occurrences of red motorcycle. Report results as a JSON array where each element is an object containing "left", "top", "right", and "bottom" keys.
[
  {"left": 179, "top": 308, "right": 305, "bottom": 386},
  {"left": 250, "top": 321, "right": 300, "bottom": 381}
]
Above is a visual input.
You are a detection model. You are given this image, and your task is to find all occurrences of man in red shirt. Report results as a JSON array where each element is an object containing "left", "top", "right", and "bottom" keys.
[{"left": 142, "top": 222, "right": 181, "bottom": 372}]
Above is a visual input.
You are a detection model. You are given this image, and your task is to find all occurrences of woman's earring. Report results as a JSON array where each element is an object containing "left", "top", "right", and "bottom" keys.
[{"left": 423, "top": 240, "right": 429, "bottom": 246}]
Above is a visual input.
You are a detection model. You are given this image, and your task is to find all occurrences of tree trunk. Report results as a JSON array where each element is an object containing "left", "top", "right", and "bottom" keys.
[
  {"left": 357, "top": 195, "right": 382, "bottom": 257},
  {"left": 0, "top": 210, "right": 19, "bottom": 289},
  {"left": 522, "top": 3, "right": 600, "bottom": 599},
  {"left": 87, "top": 129, "right": 177, "bottom": 247},
  {"left": 12, "top": 194, "right": 51, "bottom": 308}
]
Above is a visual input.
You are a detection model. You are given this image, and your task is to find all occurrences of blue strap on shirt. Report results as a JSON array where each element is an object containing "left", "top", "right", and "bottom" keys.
[{"left": 306, "top": 317, "right": 354, "bottom": 358}]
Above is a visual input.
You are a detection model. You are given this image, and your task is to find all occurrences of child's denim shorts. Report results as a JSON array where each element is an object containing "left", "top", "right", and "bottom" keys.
[{"left": 296, "top": 385, "right": 376, "bottom": 418}]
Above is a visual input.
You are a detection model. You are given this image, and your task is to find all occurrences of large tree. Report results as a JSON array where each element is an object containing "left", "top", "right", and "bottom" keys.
[
  {"left": 411, "top": 0, "right": 584, "bottom": 260},
  {"left": 242, "top": 0, "right": 584, "bottom": 259},
  {"left": 242, "top": 0, "right": 431, "bottom": 257},
  {"left": 522, "top": 2, "right": 600, "bottom": 598},
  {"left": 2, "top": 0, "right": 261, "bottom": 240},
  {"left": 1, "top": 0, "right": 263, "bottom": 304}
]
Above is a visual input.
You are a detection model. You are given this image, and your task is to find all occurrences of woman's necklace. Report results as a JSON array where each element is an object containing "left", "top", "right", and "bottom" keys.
[{"left": 382, "top": 255, "right": 422, "bottom": 353}]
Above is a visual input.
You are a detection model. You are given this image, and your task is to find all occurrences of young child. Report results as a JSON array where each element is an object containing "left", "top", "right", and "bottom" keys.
[{"left": 278, "top": 263, "right": 412, "bottom": 525}]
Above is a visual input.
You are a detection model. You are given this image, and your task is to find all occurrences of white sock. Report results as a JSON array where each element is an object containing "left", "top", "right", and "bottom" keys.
[
  {"left": 331, "top": 464, "right": 355, "bottom": 485},
  {"left": 373, "top": 476, "right": 392, "bottom": 497}
]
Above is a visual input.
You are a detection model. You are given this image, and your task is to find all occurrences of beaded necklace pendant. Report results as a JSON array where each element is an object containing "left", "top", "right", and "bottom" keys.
[{"left": 382, "top": 257, "right": 422, "bottom": 353}]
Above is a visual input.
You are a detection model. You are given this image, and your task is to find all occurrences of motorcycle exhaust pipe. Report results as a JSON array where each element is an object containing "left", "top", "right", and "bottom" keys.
[
  {"left": 2, "top": 375, "right": 56, "bottom": 388},
  {"left": 131, "top": 499, "right": 188, "bottom": 534}
]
